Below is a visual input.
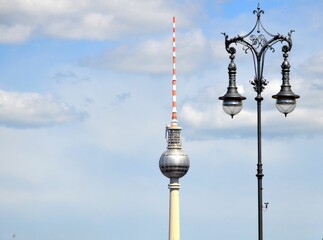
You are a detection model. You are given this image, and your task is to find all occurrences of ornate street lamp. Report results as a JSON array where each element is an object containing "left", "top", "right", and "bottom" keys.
[{"left": 219, "top": 4, "right": 299, "bottom": 240}]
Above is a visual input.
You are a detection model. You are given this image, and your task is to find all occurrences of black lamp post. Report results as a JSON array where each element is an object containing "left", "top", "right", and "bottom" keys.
[{"left": 219, "top": 4, "right": 299, "bottom": 240}]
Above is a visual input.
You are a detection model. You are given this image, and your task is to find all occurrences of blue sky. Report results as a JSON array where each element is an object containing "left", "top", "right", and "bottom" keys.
[{"left": 0, "top": 0, "right": 322, "bottom": 239}]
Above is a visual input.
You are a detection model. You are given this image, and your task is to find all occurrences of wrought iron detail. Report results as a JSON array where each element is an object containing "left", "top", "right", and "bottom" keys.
[
  {"left": 222, "top": 3, "right": 294, "bottom": 96},
  {"left": 250, "top": 77, "right": 268, "bottom": 93}
]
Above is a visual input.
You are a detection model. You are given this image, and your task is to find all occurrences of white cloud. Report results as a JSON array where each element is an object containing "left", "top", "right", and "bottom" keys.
[
  {"left": 302, "top": 51, "right": 323, "bottom": 76},
  {"left": 0, "top": 0, "right": 77, "bottom": 15},
  {"left": 181, "top": 101, "right": 323, "bottom": 139},
  {"left": 0, "top": 90, "right": 85, "bottom": 128},
  {"left": 179, "top": 74, "right": 323, "bottom": 139},
  {"left": 181, "top": 101, "right": 257, "bottom": 130},
  {"left": 91, "top": 38, "right": 170, "bottom": 73},
  {"left": 0, "top": 24, "right": 33, "bottom": 43},
  {"left": 52, "top": 70, "right": 90, "bottom": 84},
  {"left": 177, "top": 29, "right": 212, "bottom": 72},
  {"left": 83, "top": 28, "right": 214, "bottom": 74},
  {"left": 0, "top": 0, "right": 194, "bottom": 42}
]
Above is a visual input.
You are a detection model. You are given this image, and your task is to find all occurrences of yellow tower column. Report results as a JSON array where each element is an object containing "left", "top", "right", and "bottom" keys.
[{"left": 168, "top": 178, "right": 181, "bottom": 240}]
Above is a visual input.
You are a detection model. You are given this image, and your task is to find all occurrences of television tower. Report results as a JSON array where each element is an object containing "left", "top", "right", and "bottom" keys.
[{"left": 159, "top": 16, "right": 190, "bottom": 240}]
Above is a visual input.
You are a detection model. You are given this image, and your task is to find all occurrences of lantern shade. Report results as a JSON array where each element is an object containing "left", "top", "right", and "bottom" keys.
[
  {"left": 219, "top": 86, "right": 246, "bottom": 118},
  {"left": 275, "top": 98, "right": 296, "bottom": 116},
  {"left": 272, "top": 86, "right": 299, "bottom": 117},
  {"left": 222, "top": 99, "right": 243, "bottom": 118}
]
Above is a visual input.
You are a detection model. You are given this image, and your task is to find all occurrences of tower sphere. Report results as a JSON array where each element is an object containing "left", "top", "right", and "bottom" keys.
[{"left": 159, "top": 149, "right": 190, "bottom": 179}]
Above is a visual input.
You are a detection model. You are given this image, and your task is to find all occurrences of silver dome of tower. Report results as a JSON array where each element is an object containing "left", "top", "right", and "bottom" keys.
[{"left": 159, "top": 125, "right": 190, "bottom": 179}]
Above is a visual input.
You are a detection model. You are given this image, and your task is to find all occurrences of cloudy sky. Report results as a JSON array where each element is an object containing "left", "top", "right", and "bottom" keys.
[{"left": 0, "top": 0, "right": 322, "bottom": 239}]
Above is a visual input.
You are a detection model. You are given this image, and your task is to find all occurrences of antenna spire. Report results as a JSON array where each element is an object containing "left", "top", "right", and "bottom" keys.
[{"left": 171, "top": 16, "right": 178, "bottom": 126}]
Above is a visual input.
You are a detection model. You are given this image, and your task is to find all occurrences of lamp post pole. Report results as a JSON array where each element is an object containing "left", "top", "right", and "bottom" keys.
[{"left": 219, "top": 5, "right": 300, "bottom": 240}]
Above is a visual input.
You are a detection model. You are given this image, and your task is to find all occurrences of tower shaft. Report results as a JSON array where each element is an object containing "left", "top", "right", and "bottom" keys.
[
  {"left": 169, "top": 179, "right": 181, "bottom": 240},
  {"left": 159, "top": 16, "right": 189, "bottom": 240}
]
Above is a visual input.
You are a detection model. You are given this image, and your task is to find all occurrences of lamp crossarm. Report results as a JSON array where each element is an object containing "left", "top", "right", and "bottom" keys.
[
  {"left": 222, "top": 31, "right": 293, "bottom": 94},
  {"left": 223, "top": 32, "right": 293, "bottom": 60}
]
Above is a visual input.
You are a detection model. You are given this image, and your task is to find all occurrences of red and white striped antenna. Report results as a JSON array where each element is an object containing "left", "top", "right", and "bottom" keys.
[{"left": 171, "top": 16, "right": 178, "bottom": 127}]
